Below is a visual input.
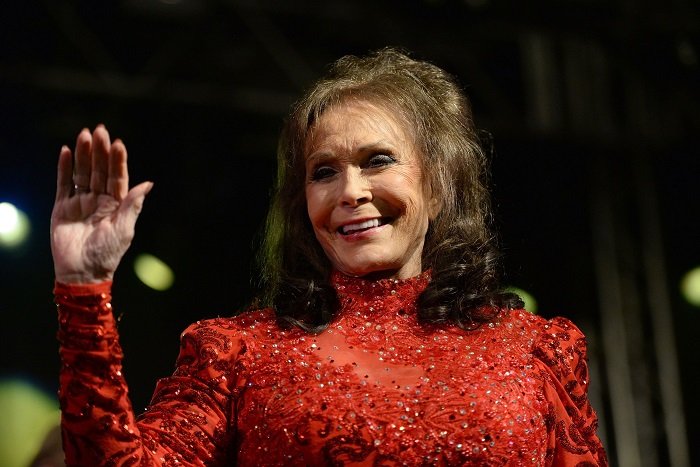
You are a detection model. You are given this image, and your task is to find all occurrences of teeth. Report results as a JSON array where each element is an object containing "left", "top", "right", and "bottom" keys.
[{"left": 341, "top": 219, "right": 381, "bottom": 234}]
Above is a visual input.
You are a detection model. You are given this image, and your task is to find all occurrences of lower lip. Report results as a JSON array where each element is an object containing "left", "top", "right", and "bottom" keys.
[{"left": 338, "top": 223, "right": 389, "bottom": 241}]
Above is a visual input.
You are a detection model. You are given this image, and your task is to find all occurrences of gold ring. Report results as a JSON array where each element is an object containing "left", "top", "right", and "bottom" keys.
[{"left": 74, "top": 184, "right": 90, "bottom": 194}]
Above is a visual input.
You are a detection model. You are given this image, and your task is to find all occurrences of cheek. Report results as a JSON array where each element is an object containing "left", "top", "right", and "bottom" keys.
[
  {"left": 305, "top": 188, "right": 318, "bottom": 224},
  {"left": 305, "top": 186, "right": 330, "bottom": 230},
  {"left": 382, "top": 177, "right": 427, "bottom": 216},
  {"left": 395, "top": 188, "right": 432, "bottom": 235}
]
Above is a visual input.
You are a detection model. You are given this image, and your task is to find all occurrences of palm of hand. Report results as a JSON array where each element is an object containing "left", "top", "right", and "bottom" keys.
[{"left": 52, "top": 193, "right": 134, "bottom": 283}]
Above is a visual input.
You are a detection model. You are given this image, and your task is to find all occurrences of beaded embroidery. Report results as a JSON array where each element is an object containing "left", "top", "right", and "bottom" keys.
[{"left": 57, "top": 274, "right": 606, "bottom": 466}]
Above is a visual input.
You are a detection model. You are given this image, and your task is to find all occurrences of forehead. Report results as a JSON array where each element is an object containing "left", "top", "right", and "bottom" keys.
[{"left": 304, "top": 99, "right": 416, "bottom": 155}]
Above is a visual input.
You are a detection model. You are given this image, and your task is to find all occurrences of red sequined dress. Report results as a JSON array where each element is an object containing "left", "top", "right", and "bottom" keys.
[{"left": 56, "top": 272, "right": 607, "bottom": 466}]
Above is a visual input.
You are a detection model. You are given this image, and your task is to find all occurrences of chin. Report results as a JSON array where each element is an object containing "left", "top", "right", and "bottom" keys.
[
  {"left": 324, "top": 244, "right": 422, "bottom": 280},
  {"left": 336, "top": 259, "right": 418, "bottom": 280},
  {"left": 334, "top": 260, "right": 392, "bottom": 278}
]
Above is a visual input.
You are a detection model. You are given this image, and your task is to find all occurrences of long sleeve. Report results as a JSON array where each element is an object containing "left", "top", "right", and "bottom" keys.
[
  {"left": 56, "top": 282, "right": 244, "bottom": 466},
  {"left": 533, "top": 316, "right": 608, "bottom": 466}
]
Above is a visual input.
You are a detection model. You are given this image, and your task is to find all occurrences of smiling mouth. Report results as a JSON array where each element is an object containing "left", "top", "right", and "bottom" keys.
[{"left": 338, "top": 218, "right": 390, "bottom": 235}]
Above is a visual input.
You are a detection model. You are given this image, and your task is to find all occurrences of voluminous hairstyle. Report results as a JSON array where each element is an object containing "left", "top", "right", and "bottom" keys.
[{"left": 258, "top": 47, "right": 521, "bottom": 331}]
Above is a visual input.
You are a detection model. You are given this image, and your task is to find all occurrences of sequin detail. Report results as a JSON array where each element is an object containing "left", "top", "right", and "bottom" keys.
[{"left": 56, "top": 274, "right": 606, "bottom": 466}]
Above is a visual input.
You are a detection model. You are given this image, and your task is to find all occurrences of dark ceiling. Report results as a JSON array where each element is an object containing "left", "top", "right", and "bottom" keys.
[{"left": 1, "top": 1, "right": 698, "bottom": 465}]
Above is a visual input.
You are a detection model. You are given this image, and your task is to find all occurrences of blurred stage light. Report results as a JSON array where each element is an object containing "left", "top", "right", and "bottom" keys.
[
  {"left": 134, "top": 253, "right": 175, "bottom": 291},
  {"left": 677, "top": 40, "right": 698, "bottom": 67},
  {"left": 0, "top": 202, "right": 30, "bottom": 248},
  {"left": 0, "top": 379, "right": 60, "bottom": 467},
  {"left": 506, "top": 286, "right": 538, "bottom": 314},
  {"left": 680, "top": 266, "right": 700, "bottom": 307}
]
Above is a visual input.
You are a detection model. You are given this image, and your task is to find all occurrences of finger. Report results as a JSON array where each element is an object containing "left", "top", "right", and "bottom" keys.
[
  {"left": 117, "top": 181, "right": 153, "bottom": 225},
  {"left": 90, "top": 124, "right": 111, "bottom": 195},
  {"left": 73, "top": 128, "right": 92, "bottom": 191},
  {"left": 125, "top": 181, "right": 154, "bottom": 207},
  {"left": 56, "top": 145, "right": 73, "bottom": 201},
  {"left": 108, "top": 139, "right": 129, "bottom": 200}
]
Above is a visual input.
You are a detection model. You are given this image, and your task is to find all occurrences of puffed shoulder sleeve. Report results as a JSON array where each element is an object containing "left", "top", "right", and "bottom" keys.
[
  {"left": 136, "top": 319, "right": 249, "bottom": 465},
  {"left": 532, "top": 317, "right": 608, "bottom": 466},
  {"left": 56, "top": 281, "right": 248, "bottom": 466}
]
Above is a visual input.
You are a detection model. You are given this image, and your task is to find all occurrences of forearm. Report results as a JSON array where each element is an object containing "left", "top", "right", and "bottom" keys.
[
  {"left": 56, "top": 281, "right": 148, "bottom": 465},
  {"left": 56, "top": 282, "right": 235, "bottom": 466}
]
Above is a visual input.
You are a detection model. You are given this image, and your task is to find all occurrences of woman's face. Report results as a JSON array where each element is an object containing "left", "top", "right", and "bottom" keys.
[{"left": 305, "top": 100, "right": 438, "bottom": 279}]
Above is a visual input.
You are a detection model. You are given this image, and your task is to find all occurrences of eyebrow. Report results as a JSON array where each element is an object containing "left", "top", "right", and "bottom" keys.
[
  {"left": 305, "top": 151, "right": 333, "bottom": 167},
  {"left": 358, "top": 141, "right": 395, "bottom": 153},
  {"left": 306, "top": 140, "right": 396, "bottom": 163}
]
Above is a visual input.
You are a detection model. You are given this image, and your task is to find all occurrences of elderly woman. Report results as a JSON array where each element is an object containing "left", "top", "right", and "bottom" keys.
[{"left": 52, "top": 49, "right": 607, "bottom": 465}]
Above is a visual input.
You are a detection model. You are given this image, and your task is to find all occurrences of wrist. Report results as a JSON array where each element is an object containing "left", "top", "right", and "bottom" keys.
[
  {"left": 54, "top": 279, "right": 112, "bottom": 297},
  {"left": 54, "top": 271, "right": 114, "bottom": 285}
]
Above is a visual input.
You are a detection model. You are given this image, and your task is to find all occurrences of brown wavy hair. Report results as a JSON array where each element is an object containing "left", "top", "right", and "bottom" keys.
[{"left": 258, "top": 47, "right": 521, "bottom": 331}]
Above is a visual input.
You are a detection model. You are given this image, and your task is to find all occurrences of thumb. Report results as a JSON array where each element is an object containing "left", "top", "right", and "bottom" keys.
[{"left": 119, "top": 181, "right": 154, "bottom": 221}]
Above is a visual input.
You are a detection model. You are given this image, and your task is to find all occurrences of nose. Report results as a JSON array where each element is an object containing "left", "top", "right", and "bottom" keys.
[{"left": 338, "top": 167, "right": 372, "bottom": 207}]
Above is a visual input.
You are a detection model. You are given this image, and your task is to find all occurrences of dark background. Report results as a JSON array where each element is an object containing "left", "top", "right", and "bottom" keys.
[{"left": 0, "top": 1, "right": 698, "bottom": 465}]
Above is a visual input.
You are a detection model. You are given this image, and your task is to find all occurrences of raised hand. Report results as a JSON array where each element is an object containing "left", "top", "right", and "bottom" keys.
[{"left": 51, "top": 125, "right": 153, "bottom": 284}]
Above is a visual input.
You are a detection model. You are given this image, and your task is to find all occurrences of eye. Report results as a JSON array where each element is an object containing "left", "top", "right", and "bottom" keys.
[
  {"left": 310, "top": 165, "right": 338, "bottom": 181},
  {"left": 366, "top": 153, "right": 396, "bottom": 168}
]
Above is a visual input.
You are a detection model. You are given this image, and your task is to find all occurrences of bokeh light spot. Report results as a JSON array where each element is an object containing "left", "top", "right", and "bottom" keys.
[
  {"left": 0, "top": 202, "right": 30, "bottom": 248},
  {"left": 134, "top": 253, "right": 175, "bottom": 291},
  {"left": 0, "top": 379, "right": 60, "bottom": 467},
  {"left": 681, "top": 266, "right": 700, "bottom": 307},
  {"left": 506, "top": 286, "right": 538, "bottom": 314}
]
